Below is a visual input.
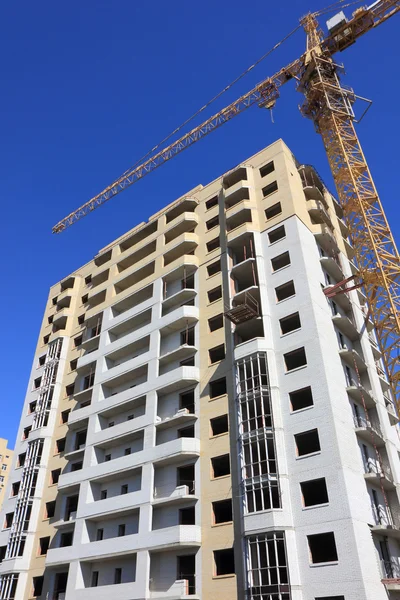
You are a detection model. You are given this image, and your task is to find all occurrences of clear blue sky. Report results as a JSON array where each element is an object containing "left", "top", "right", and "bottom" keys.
[{"left": 1, "top": 0, "right": 399, "bottom": 448}]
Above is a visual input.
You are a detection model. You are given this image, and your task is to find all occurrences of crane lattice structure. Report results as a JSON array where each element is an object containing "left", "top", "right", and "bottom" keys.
[{"left": 53, "top": 1, "right": 400, "bottom": 410}]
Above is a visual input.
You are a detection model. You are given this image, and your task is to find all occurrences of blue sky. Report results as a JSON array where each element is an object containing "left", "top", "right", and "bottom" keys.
[{"left": 1, "top": 0, "right": 399, "bottom": 447}]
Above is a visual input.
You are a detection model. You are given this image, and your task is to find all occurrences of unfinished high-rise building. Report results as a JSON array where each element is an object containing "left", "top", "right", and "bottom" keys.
[{"left": 0, "top": 139, "right": 399, "bottom": 600}]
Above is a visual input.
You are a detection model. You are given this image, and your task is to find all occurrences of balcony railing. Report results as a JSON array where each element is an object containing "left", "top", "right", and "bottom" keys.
[
  {"left": 353, "top": 415, "right": 383, "bottom": 438},
  {"left": 380, "top": 559, "right": 400, "bottom": 580},
  {"left": 154, "top": 480, "right": 196, "bottom": 499}
]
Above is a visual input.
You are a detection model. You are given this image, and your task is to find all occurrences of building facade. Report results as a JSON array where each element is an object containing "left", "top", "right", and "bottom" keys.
[
  {"left": 0, "top": 139, "right": 399, "bottom": 600},
  {"left": 0, "top": 441, "right": 13, "bottom": 513}
]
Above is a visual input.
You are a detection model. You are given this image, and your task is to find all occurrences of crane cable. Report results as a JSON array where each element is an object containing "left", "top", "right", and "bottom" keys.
[
  {"left": 118, "top": 0, "right": 362, "bottom": 182},
  {"left": 117, "top": 23, "right": 302, "bottom": 180}
]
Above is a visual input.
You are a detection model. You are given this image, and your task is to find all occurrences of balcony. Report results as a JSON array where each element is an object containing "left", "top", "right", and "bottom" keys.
[
  {"left": 384, "top": 396, "right": 399, "bottom": 426},
  {"left": 163, "top": 233, "right": 198, "bottom": 267},
  {"left": 346, "top": 382, "right": 375, "bottom": 409},
  {"left": 115, "top": 261, "right": 155, "bottom": 294},
  {"left": 117, "top": 240, "right": 157, "bottom": 274},
  {"left": 368, "top": 333, "right": 382, "bottom": 360},
  {"left": 153, "top": 482, "right": 197, "bottom": 505},
  {"left": 332, "top": 313, "right": 359, "bottom": 340},
  {"left": 47, "top": 527, "right": 200, "bottom": 566},
  {"left": 298, "top": 164, "right": 326, "bottom": 203},
  {"left": 149, "top": 578, "right": 199, "bottom": 599},
  {"left": 307, "top": 199, "right": 332, "bottom": 227},
  {"left": 164, "top": 213, "right": 198, "bottom": 244},
  {"left": 311, "top": 223, "right": 339, "bottom": 254},
  {"left": 155, "top": 408, "right": 197, "bottom": 430},
  {"left": 364, "top": 463, "right": 395, "bottom": 490},
  {"left": 376, "top": 363, "right": 390, "bottom": 390},
  {"left": 320, "top": 255, "right": 344, "bottom": 282},
  {"left": 371, "top": 523, "right": 400, "bottom": 540},
  {"left": 53, "top": 308, "right": 70, "bottom": 328},
  {"left": 165, "top": 198, "right": 198, "bottom": 224},
  {"left": 324, "top": 284, "right": 352, "bottom": 312},
  {"left": 353, "top": 415, "right": 385, "bottom": 446},
  {"left": 119, "top": 220, "right": 158, "bottom": 253},
  {"left": 339, "top": 346, "right": 367, "bottom": 372},
  {"left": 226, "top": 208, "right": 252, "bottom": 233}
]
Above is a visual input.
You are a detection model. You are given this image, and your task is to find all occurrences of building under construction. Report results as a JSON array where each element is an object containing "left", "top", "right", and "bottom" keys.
[{"left": 0, "top": 139, "right": 399, "bottom": 600}]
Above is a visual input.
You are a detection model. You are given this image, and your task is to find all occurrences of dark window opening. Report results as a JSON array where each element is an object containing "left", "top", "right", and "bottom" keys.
[
  {"left": 259, "top": 161, "right": 274, "bottom": 178},
  {"left": 210, "top": 415, "right": 228, "bottom": 436},
  {"left": 275, "top": 280, "right": 295, "bottom": 302},
  {"left": 70, "top": 359, "right": 78, "bottom": 371},
  {"left": 207, "top": 259, "right": 221, "bottom": 277},
  {"left": 71, "top": 461, "right": 83, "bottom": 472},
  {"left": 206, "top": 216, "right": 219, "bottom": 231},
  {"left": 23, "top": 426, "right": 31, "bottom": 440},
  {"left": 180, "top": 326, "right": 195, "bottom": 346},
  {"left": 34, "top": 377, "right": 41, "bottom": 389},
  {"left": 271, "top": 251, "right": 290, "bottom": 272},
  {"left": 208, "top": 314, "right": 223, "bottom": 332},
  {"left": 206, "top": 196, "right": 218, "bottom": 210},
  {"left": 60, "top": 531, "right": 73, "bottom": 547},
  {"left": 0, "top": 546, "right": 6, "bottom": 563},
  {"left": 180, "top": 390, "right": 195, "bottom": 414},
  {"left": 96, "top": 528, "right": 103, "bottom": 541},
  {"left": 178, "top": 425, "right": 195, "bottom": 438},
  {"left": 179, "top": 506, "right": 195, "bottom": 525},
  {"left": 56, "top": 438, "right": 66, "bottom": 454},
  {"left": 212, "top": 454, "right": 230, "bottom": 478},
  {"left": 83, "top": 372, "right": 95, "bottom": 390},
  {"left": 51, "top": 469, "right": 61, "bottom": 484},
  {"left": 268, "top": 225, "right": 286, "bottom": 244},
  {"left": 104, "top": 454, "right": 111, "bottom": 462},
  {"left": 295, "top": 429, "right": 321, "bottom": 456},
  {"left": 11, "top": 482, "right": 20, "bottom": 497},
  {"left": 74, "top": 336, "right": 83, "bottom": 348},
  {"left": 78, "top": 314, "right": 85, "bottom": 325},
  {"left": 124, "top": 448, "right": 131, "bottom": 456},
  {"left": 284, "top": 347, "right": 307, "bottom": 371},
  {"left": 29, "top": 401, "right": 37, "bottom": 414},
  {"left": 118, "top": 524, "right": 126, "bottom": 537},
  {"left": 38, "top": 536, "right": 50, "bottom": 555},
  {"left": 65, "top": 384, "right": 74, "bottom": 397},
  {"left": 75, "top": 430, "right": 87, "bottom": 450},
  {"left": 121, "top": 484, "right": 128, "bottom": 495},
  {"left": 207, "top": 237, "right": 220, "bottom": 253},
  {"left": 180, "top": 356, "right": 195, "bottom": 367},
  {"left": 208, "top": 286, "right": 222, "bottom": 303},
  {"left": 262, "top": 180, "right": 278, "bottom": 197},
  {"left": 61, "top": 409, "right": 70, "bottom": 424},
  {"left": 82, "top": 294, "right": 88, "bottom": 304},
  {"left": 100, "top": 490, "right": 107, "bottom": 500},
  {"left": 32, "top": 576, "right": 44, "bottom": 597},
  {"left": 85, "top": 275, "right": 92, "bottom": 285},
  {"left": 52, "top": 296, "right": 58, "bottom": 306},
  {"left": 45, "top": 501, "right": 56, "bottom": 519},
  {"left": 214, "top": 548, "right": 235, "bottom": 575},
  {"left": 4, "top": 513, "right": 13, "bottom": 528},
  {"left": 91, "top": 571, "right": 99, "bottom": 587},
  {"left": 213, "top": 499, "right": 233, "bottom": 524},
  {"left": 301, "top": 478, "right": 329, "bottom": 507},
  {"left": 209, "top": 345, "right": 225, "bottom": 364},
  {"left": 280, "top": 312, "right": 301, "bottom": 335},
  {"left": 265, "top": 202, "right": 282, "bottom": 220},
  {"left": 17, "top": 453, "right": 26, "bottom": 468},
  {"left": 38, "top": 355, "right": 46, "bottom": 367},
  {"left": 210, "top": 377, "right": 227, "bottom": 398},
  {"left": 114, "top": 568, "right": 122, "bottom": 585},
  {"left": 43, "top": 334, "right": 50, "bottom": 345},
  {"left": 290, "top": 387, "right": 314, "bottom": 412},
  {"left": 308, "top": 532, "right": 338, "bottom": 563}
]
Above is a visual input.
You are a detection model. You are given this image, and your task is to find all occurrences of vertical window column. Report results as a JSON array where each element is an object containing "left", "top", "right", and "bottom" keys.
[
  {"left": 236, "top": 353, "right": 281, "bottom": 513},
  {"left": 246, "top": 532, "right": 290, "bottom": 600}
]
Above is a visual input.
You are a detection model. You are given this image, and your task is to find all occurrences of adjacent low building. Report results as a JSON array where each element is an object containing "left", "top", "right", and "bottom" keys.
[{"left": 0, "top": 139, "right": 399, "bottom": 600}]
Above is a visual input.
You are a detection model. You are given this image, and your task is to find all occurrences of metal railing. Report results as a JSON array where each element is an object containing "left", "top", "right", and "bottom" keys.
[{"left": 353, "top": 414, "right": 383, "bottom": 438}]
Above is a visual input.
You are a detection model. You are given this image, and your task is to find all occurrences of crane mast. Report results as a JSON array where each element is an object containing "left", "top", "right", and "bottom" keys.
[
  {"left": 52, "top": 1, "right": 400, "bottom": 407},
  {"left": 299, "top": 9, "right": 400, "bottom": 404}
]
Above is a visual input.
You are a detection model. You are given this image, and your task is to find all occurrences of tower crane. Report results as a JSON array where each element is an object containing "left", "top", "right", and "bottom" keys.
[{"left": 53, "top": 1, "right": 400, "bottom": 411}]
